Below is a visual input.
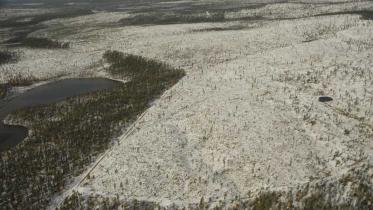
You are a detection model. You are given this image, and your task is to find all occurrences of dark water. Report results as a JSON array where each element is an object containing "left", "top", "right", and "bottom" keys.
[{"left": 0, "top": 78, "right": 119, "bottom": 151}]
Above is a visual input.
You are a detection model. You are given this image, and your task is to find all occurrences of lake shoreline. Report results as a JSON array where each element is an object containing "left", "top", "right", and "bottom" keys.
[{"left": 0, "top": 77, "right": 122, "bottom": 151}]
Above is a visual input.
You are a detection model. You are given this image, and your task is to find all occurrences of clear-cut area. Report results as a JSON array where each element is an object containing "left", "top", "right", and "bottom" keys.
[{"left": 0, "top": 0, "right": 372, "bottom": 209}]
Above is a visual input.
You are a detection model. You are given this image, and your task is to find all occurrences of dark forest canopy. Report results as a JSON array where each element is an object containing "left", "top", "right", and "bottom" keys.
[
  {"left": 0, "top": 0, "right": 174, "bottom": 6},
  {"left": 0, "top": 0, "right": 185, "bottom": 11}
]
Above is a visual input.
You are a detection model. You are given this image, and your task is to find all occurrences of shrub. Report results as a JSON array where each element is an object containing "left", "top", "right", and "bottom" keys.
[
  {"left": 22, "top": 37, "right": 70, "bottom": 49},
  {"left": 0, "top": 84, "right": 8, "bottom": 99},
  {"left": 0, "top": 9, "right": 93, "bottom": 28},
  {"left": 7, "top": 72, "right": 36, "bottom": 86},
  {"left": 120, "top": 12, "right": 225, "bottom": 26},
  {"left": 0, "top": 50, "right": 18, "bottom": 65}
]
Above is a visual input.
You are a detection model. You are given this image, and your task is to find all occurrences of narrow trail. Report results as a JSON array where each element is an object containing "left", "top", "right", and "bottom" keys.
[{"left": 51, "top": 109, "right": 150, "bottom": 210}]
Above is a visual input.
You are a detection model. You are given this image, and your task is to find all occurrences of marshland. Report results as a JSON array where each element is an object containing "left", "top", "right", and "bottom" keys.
[{"left": 0, "top": 0, "right": 372, "bottom": 210}]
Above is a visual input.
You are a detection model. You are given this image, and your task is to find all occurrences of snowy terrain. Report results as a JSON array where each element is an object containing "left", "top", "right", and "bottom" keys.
[{"left": 1, "top": 0, "right": 373, "bottom": 209}]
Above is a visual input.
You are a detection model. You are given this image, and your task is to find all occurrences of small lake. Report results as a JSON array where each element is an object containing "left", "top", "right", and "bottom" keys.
[{"left": 0, "top": 78, "right": 120, "bottom": 152}]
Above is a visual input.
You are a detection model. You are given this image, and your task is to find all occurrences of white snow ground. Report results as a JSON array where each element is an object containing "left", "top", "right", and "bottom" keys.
[{"left": 1, "top": 0, "right": 373, "bottom": 208}]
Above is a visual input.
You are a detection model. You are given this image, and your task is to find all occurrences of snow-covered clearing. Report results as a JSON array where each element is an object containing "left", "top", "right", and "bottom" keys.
[{"left": 1, "top": 0, "right": 372, "bottom": 208}]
